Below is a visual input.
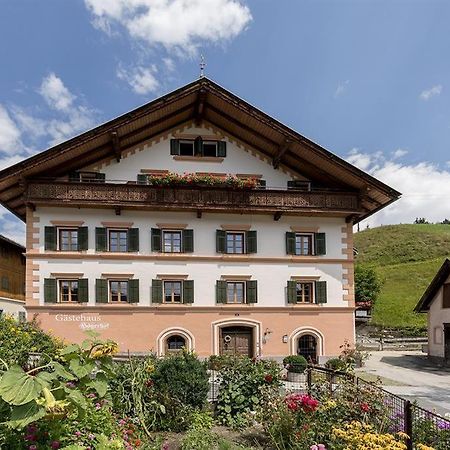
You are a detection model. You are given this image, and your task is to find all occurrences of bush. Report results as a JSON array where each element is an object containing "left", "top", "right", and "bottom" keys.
[
  {"left": 0, "top": 314, "right": 61, "bottom": 367},
  {"left": 283, "top": 355, "right": 308, "bottom": 373},
  {"left": 355, "top": 265, "right": 382, "bottom": 306},
  {"left": 324, "top": 358, "right": 347, "bottom": 372},
  {"left": 216, "top": 356, "right": 281, "bottom": 428}
]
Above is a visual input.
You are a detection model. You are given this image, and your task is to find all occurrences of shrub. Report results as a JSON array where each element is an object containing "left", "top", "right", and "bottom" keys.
[
  {"left": 324, "top": 358, "right": 347, "bottom": 372},
  {"left": 216, "top": 356, "right": 281, "bottom": 428},
  {"left": 283, "top": 355, "right": 308, "bottom": 373},
  {"left": 0, "top": 314, "right": 61, "bottom": 367}
]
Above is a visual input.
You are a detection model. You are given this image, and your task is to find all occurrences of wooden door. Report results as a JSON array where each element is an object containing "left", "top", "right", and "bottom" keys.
[
  {"left": 220, "top": 326, "right": 253, "bottom": 357},
  {"left": 444, "top": 324, "right": 450, "bottom": 361}
]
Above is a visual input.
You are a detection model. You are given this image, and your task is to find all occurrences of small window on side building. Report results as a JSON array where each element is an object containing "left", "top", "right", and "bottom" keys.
[{"left": 443, "top": 284, "right": 450, "bottom": 308}]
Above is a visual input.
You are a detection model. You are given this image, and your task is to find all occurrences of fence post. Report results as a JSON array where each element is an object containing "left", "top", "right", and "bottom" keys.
[
  {"left": 405, "top": 400, "right": 413, "bottom": 450},
  {"left": 307, "top": 368, "right": 312, "bottom": 395}
]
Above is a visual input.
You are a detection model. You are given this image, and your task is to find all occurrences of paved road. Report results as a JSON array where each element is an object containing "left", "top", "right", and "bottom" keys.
[{"left": 356, "top": 350, "right": 450, "bottom": 416}]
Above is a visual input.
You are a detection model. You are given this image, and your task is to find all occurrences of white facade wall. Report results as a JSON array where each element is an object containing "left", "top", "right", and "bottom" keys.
[
  {"left": 0, "top": 298, "right": 26, "bottom": 319},
  {"left": 35, "top": 208, "right": 348, "bottom": 308},
  {"left": 92, "top": 126, "right": 295, "bottom": 189},
  {"left": 428, "top": 274, "right": 450, "bottom": 358}
]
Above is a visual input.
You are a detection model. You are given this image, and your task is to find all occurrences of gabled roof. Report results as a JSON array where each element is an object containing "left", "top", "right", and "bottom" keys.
[
  {"left": 414, "top": 259, "right": 450, "bottom": 312},
  {"left": 0, "top": 234, "right": 25, "bottom": 251},
  {"left": 0, "top": 77, "right": 400, "bottom": 221}
]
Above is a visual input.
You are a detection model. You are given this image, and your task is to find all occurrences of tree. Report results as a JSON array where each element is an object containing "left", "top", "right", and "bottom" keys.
[
  {"left": 414, "top": 217, "right": 429, "bottom": 224},
  {"left": 441, "top": 219, "right": 450, "bottom": 225},
  {"left": 355, "top": 265, "right": 382, "bottom": 305}
]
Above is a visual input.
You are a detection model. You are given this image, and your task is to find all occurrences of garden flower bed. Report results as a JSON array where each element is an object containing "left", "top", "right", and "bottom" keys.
[{"left": 0, "top": 316, "right": 448, "bottom": 449}]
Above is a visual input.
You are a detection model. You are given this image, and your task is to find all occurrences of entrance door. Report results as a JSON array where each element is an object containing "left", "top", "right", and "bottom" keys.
[
  {"left": 444, "top": 324, "right": 450, "bottom": 361},
  {"left": 297, "top": 334, "right": 318, "bottom": 364},
  {"left": 220, "top": 326, "right": 253, "bottom": 357}
]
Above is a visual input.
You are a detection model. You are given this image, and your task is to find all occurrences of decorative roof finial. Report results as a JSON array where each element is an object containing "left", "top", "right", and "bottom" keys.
[{"left": 199, "top": 54, "right": 206, "bottom": 78}]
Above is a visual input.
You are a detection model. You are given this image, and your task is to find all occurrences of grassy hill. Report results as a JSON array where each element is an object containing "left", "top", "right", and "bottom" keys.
[{"left": 354, "top": 224, "right": 450, "bottom": 330}]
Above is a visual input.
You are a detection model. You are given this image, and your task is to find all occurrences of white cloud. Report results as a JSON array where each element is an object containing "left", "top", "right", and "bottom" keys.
[
  {"left": 392, "top": 148, "right": 408, "bottom": 159},
  {"left": 419, "top": 84, "right": 442, "bottom": 101},
  {"left": 84, "top": 0, "right": 252, "bottom": 53},
  {"left": 117, "top": 64, "right": 160, "bottom": 95},
  {"left": 334, "top": 80, "right": 349, "bottom": 98},
  {"left": 39, "top": 73, "right": 75, "bottom": 111},
  {"left": 346, "top": 149, "right": 450, "bottom": 227},
  {"left": 163, "top": 57, "right": 175, "bottom": 72},
  {"left": 0, "top": 105, "right": 22, "bottom": 155}
]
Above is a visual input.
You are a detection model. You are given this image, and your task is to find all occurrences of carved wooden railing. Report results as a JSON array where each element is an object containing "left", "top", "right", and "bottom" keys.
[{"left": 25, "top": 181, "right": 360, "bottom": 214}]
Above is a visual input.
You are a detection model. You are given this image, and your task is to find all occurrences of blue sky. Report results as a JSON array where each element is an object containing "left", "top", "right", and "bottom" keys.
[{"left": 1, "top": 0, "right": 450, "bottom": 242}]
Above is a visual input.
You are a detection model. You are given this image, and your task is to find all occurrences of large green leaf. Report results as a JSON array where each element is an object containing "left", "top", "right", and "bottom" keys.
[
  {"left": 6, "top": 400, "right": 46, "bottom": 429},
  {"left": 52, "top": 362, "right": 76, "bottom": 381},
  {"left": 87, "top": 380, "right": 108, "bottom": 398},
  {"left": 67, "top": 390, "right": 87, "bottom": 410},
  {"left": 35, "top": 371, "right": 56, "bottom": 388},
  {"left": 59, "top": 344, "right": 79, "bottom": 356},
  {"left": 0, "top": 365, "right": 43, "bottom": 406},
  {"left": 69, "top": 359, "right": 95, "bottom": 379}
]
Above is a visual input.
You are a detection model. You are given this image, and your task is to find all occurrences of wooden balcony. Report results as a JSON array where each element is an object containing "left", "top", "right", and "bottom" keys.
[{"left": 25, "top": 181, "right": 361, "bottom": 217}]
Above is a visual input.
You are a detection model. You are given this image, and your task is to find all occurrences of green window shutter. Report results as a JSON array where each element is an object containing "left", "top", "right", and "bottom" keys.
[
  {"left": 246, "top": 230, "right": 257, "bottom": 254},
  {"left": 315, "top": 281, "right": 327, "bottom": 304},
  {"left": 286, "top": 232, "right": 296, "bottom": 255},
  {"left": 151, "top": 228, "right": 162, "bottom": 252},
  {"left": 216, "top": 230, "right": 226, "bottom": 253},
  {"left": 314, "top": 233, "right": 326, "bottom": 255},
  {"left": 95, "top": 227, "right": 107, "bottom": 252},
  {"left": 246, "top": 280, "right": 258, "bottom": 303},
  {"left": 78, "top": 227, "right": 88, "bottom": 251},
  {"left": 95, "top": 173, "right": 106, "bottom": 182},
  {"left": 216, "top": 280, "right": 227, "bottom": 304},
  {"left": 128, "top": 228, "right": 139, "bottom": 252},
  {"left": 183, "top": 280, "right": 194, "bottom": 304},
  {"left": 287, "top": 280, "right": 297, "bottom": 304},
  {"left": 95, "top": 279, "right": 108, "bottom": 303},
  {"left": 170, "top": 139, "right": 180, "bottom": 155},
  {"left": 68, "top": 172, "right": 80, "bottom": 182},
  {"left": 128, "top": 279, "right": 139, "bottom": 303},
  {"left": 44, "top": 226, "right": 57, "bottom": 251},
  {"left": 152, "top": 279, "right": 163, "bottom": 304},
  {"left": 217, "top": 141, "right": 227, "bottom": 157},
  {"left": 194, "top": 136, "right": 203, "bottom": 156},
  {"left": 44, "top": 278, "right": 57, "bottom": 303},
  {"left": 182, "top": 229, "right": 194, "bottom": 253},
  {"left": 137, "top": 174, "right": 147, "bottom": 185},
  {"left": 78, "top": 278, "right": 89, "bottom": 303}
]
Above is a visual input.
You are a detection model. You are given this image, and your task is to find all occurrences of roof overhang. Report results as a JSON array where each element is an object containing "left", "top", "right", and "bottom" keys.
[
  {"left": 414, "top": 258, "right": 450, "bottom": 312},
  {"left": 0, "top": 77, "right": 401, "bottom": 221}
]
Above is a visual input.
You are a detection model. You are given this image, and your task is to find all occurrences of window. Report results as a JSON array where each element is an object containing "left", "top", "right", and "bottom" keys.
[
  {"left": 164, "top": 281, "right": 182, "bottom": 303},
  {"left": 166, "top": 335, "right": 186, "bottom": 353},
  {"left": 203, "top": 141, "right": 218, "bottom": 157},
  {"left": 109, "top": 230, "right": 128, "bottom": 252},
  {"left": 109, "top": 280, "right": 128, "bottom": 302},
  {"left": 18, "top": 311, "right": 26, "bottom": 323},
  {"left": 163, "top": 231, "right": 182, "bottom": 253},
  {"left": 227, "top": 282, "right": 245, "bottom": 304},
  {"left": 69, "top": 171, "right": 106, "bottom": 183},
  {"left": 59, "top": 280, "right": 79, "bottom": 303},
  {"left": 443, "top": 284, "right": 450, "bottom": 308},
  {"left": 59, "top": 229, "right": 78, "bottom": 251},
  {"left": 179, "top": 140, "right": 194, "bottom": 156},
  {"left": 295, "top": 234, "right": 313, "bottom": 256},
  {"left": 226, "top": 232, "right": 245, "bottom": 254},
  {"left": 1, "top": 276, "right": 9, "bottom": 291},
  {"left": 296, "top": 282, "right": 314, "bottom": 303}
]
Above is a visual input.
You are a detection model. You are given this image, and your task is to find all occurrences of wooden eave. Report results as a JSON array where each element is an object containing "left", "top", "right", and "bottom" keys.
[
  {"left": 414, "top": 259, "right": 450, "bottom": 312},
  {"left": 0, "top": 77, "right": 400, "bottom": 221}
]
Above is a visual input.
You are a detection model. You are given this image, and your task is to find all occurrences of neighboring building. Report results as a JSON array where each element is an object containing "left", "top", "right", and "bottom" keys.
[
  {"left": 0, "top": 234, "right": 26, "bottom": 321},
  {"left": 0, "top": 78, "right": 399, "bottom": 361},
  {"left": 415, "top": 259, "right": 450, "bottom": 364}
]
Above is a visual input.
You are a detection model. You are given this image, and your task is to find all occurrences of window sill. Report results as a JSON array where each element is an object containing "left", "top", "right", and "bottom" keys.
[{"left": 172, "top": 156, "right": 224, "bottom": 163}]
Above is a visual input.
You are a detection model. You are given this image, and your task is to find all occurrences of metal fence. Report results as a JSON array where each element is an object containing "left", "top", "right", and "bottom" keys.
[{"left": 208, "top": 365, "right": 450, "bottom": 449}]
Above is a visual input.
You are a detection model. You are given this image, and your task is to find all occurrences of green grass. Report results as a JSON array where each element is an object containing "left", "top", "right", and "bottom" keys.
[{"left": 354, "top": 224, "right": 450, "bottom": 330}]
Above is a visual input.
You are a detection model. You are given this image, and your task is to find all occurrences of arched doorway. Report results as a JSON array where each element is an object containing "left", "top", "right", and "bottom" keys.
[
  {"left": 220, "top": 326, "right": 254, "bottom": 357},
  {"left": 297, "top": 334, "right": 318, "bottom": 364},
  {"left": 165, "top": 334, "right": 186, "bottom": 354}
]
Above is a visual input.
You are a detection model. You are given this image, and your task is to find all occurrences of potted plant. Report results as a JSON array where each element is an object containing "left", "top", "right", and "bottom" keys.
[{"left": 283, "top": 355, "right": 308, "bottom": 382}]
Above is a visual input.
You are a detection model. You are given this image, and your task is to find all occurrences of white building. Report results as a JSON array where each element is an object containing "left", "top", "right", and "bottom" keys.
[{"left": 0, "top": 78, "right": 399, "bottom": 360}]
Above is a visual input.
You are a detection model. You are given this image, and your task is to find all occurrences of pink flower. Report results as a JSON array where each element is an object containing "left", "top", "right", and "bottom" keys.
[
  {"left": 51, "top": 441, "right": 60, "bottom": 449},
  {"left": 360, "top": 402, "right": 370, "bottom": 413},
  {"left": 318, "top": 445, "right": 326, "bottom": 450},
  {"left": 310, "top": 446, "right": 318, "bottom": 450}
]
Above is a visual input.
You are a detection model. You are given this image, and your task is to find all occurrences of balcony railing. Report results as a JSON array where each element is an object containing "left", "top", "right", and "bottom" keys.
[{"left": 25, "top": 181, "right": 360, "bottom": 215}]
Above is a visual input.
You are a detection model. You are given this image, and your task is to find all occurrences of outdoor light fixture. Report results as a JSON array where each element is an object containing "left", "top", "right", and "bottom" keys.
[{"left": 282, "top": 334, "right": 288, "bottom": 343}]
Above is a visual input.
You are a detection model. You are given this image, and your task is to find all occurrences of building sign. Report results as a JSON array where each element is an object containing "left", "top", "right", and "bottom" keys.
[{"left": 55, "top": 313, "right": 110, "bottom": 330}]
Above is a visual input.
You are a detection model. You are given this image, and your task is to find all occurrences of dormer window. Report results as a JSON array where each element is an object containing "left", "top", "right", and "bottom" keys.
[{"left": 170, "top": 137, "right": 226, "bottom": 158}]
